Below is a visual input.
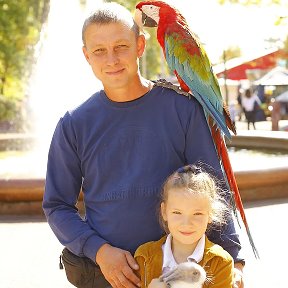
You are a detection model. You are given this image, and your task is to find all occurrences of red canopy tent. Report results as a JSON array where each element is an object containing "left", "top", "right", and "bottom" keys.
[{"left": 213, "top": 48, "right": 287, "bottom": 80}]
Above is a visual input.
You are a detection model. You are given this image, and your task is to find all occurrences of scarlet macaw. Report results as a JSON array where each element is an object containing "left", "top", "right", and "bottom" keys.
[{"left": 135, "top": 0, "right": 259, "bottom": 258}]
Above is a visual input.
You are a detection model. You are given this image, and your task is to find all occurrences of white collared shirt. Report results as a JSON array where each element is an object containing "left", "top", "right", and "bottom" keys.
[
  {"left": 162, "top": 234, "right": 205, "bottom": 274},
  {"left": 242, "top": 94, "right": 262, "bottom": 111}
]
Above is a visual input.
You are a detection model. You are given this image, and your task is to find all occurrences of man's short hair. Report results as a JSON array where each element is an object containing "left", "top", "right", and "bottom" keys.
[{"left": 82, "top": 2, "right": 140, "bottom": 46}]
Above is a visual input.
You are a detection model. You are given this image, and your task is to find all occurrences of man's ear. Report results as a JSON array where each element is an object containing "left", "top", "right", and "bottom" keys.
[
  {"left": 137, "top": 34, "right": 146, "bottom": 58},
  {"left": 82, "top": 46, "right": 91, "bottom": 64},
  {"left": 161, "top": 202, "right": 167, "bottom": 221},
  {"left": 208, "top": 214, "right": 213, "bottom": 224}
]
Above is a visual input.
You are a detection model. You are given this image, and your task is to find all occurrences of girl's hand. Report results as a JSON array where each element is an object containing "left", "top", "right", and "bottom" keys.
[
  {"left": 233, "top": 263, "right": 244, "bottom": 288},
  {"left": 148, "top": 278, "right": 166, "bottom": 288}
]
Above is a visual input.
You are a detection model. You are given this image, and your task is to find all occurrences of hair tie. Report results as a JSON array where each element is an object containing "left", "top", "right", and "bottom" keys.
[{"left": 176, "top": 165, "right": 201, "bottom": 174}]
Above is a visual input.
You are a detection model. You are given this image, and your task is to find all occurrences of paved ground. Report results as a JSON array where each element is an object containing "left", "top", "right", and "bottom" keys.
[
  {"left": 238, "top": 199, "right": 288, "bottom": 288},
  {"left": 0, "top": 215, "right": 73, "bottom": 288},
  {"left": 1, "top": 198, "right": 288, "bottom": 288}
]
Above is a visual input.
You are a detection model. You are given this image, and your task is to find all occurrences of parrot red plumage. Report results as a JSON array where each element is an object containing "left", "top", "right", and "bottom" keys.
[{"left": 135, "top": 0, "right": 259, "bottom": 258}]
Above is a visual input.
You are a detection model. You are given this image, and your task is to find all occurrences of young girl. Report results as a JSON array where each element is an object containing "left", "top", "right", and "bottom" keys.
[{"left": 134, "top": 165, "right": 234, "bottom": 288}]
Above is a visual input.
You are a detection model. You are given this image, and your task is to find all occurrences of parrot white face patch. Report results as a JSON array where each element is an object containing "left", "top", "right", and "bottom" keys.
[{"left": 141, "top": 5, "right": 160, "bottom": 24}]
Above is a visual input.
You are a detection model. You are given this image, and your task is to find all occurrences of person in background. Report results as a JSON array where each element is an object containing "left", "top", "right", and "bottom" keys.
[
  {"left": 135, "top": 165, "right": 234, "bottom": 288},
  {"left": 242, "top": 89, "right": 262, "bottom": 130},
  {"left": 42, "top": 2, "right": 245, "bottom": 288}
]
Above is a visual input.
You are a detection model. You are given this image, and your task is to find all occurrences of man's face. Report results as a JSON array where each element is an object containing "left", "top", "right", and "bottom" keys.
[{"left": 82, "top": 22, "right": 144, "bottom": 90}]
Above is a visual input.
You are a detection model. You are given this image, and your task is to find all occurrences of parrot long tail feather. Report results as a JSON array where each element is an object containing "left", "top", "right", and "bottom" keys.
[
  {"left": 210, "top": 122, "right": 260, "bottom": 259},
  {"left": 245, "top": 224, "right": 260, "bottom": 259}
]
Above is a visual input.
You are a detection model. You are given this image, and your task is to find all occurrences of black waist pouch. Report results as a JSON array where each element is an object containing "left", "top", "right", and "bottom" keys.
[{"left": 60, "top": 247, "right": 111, "bottom": 288}]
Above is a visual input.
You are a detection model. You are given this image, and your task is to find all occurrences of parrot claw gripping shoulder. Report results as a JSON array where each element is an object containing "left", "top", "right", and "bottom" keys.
[
  {"left": 136, "top": 0, "right": 259, "bottom": 258},
  {"left": 153, "top": 78, "right": 192, "bottom": 98}
]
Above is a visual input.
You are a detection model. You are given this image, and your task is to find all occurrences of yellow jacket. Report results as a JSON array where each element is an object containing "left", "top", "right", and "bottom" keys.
[{"left": 134, "top": 235, "right": 233, "bottom": 288}]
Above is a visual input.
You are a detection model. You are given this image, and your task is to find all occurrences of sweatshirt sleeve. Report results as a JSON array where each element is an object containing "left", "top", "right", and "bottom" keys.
[
  {"left": 184, "top": 102, "right": 244, "bottom": 263},
  {"left": 42, "top": 113, "right": 108, "bottom": 262}
]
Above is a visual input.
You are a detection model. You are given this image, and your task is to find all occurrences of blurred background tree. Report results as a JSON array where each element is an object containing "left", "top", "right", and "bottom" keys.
[
  {"left": 218, "top": 0, "right": 288, "bottom": 51},
  {"left": 0, "top": 0, "right": 50, "bottom": 131},
  {"left": 221, "top": 46, "right": 242, "bottom": 62}
]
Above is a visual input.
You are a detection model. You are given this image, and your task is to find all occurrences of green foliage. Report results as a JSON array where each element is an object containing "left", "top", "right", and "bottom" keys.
[
  {"left": 140, "top": 29, "right": 164, "bottom": 80},
  {"left": 105, "top": 0, "right": 162, "bottom": 79},
  {"left": 0, "top": 94, "right": 17, "bottom": 120},
  {"left": 221, "top": 46, "right": 242, "bottom": 63},
  {"left": 0, "top": 0, "right": 49, "bottom": 129}
]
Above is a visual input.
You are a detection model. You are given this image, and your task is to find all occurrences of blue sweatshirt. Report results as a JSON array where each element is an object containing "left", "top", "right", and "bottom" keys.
[{"left": 43, "top": 85, "right": 242, "bottom": 263}]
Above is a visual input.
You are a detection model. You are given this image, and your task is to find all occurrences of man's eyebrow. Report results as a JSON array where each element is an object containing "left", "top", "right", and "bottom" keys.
[
  {"left": 114, "top": 39, "right": 130, "bottom": 43},
  {"left": 91, "top": 39, "right": 130, "bottom": 47}
]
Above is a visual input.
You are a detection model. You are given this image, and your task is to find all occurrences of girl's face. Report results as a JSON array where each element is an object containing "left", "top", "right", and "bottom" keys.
[{"left": 161, "top": 188, "right": 211, "bottom": 248}]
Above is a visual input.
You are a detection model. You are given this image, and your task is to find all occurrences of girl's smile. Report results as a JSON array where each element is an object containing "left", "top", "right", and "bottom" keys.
[{"left": 179, "top": 231, "right": 194, "bottom": 236}]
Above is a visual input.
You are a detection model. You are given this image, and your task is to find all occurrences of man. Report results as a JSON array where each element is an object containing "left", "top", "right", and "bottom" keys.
[{"left": 43, "top": 2, "right": 244, "bottom": 288}]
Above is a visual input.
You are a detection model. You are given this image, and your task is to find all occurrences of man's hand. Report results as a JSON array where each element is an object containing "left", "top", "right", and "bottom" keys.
[
  {"left": 96, "top": 243, "right": 140, "bottom": 288},
  {"left": 233, "top": 262, "right": 244, "bottom": 288}
]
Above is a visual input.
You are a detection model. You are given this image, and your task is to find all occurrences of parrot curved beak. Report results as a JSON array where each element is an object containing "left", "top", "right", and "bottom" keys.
[
  {"left": 134, "top": 8, "right": 158, "bottom": 29},
  {"left": 141, "top": 12, "right": 158, "bottom": 27}
]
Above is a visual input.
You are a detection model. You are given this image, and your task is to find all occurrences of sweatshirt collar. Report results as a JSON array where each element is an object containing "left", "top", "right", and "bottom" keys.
[{"left": 99, "top": 86, "right": 157, "bottom": 108}]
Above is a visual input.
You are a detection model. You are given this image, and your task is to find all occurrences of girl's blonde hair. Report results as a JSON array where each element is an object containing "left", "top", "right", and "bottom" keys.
[{"left": 160, "top": 164, "right": 230, "bottom": 233}]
